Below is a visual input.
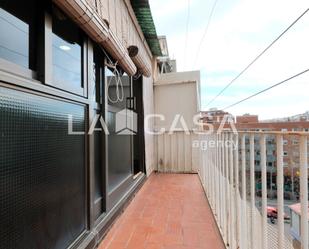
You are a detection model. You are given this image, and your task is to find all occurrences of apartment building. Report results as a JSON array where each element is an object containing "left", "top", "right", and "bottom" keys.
[
  {"left": 201, "top": 109, "right": 235, "bottom": 124},
  {"left": 237, "top": 114, "right": 309, "bottom": 198}
]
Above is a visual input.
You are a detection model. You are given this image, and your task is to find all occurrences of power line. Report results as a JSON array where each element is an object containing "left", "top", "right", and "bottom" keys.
[
  {"left": 184, "top": 0, "right": 190, "bottom": 71},
  {"left": 206, "top": 8, "right": 309, "bottom": 108},
  {"left": 221, "top": 68, "right": 309, "bottom": 110},
  {"left": 194, "top": 0, "right": 220, "bottom": 66}
]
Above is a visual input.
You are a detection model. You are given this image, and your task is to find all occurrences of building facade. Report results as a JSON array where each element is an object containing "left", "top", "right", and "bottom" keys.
[
  {"left": 201, "top": 109, "right": 234, "bottom": 124},
  {"left": 0, "top": 0, "right": 161, "bottom": 248},
  {"left": 236, "top": 115, "right": 309, "bottom": 199},
  {"left": 0, "top": 1, "right": 202, "bottom": 248}
]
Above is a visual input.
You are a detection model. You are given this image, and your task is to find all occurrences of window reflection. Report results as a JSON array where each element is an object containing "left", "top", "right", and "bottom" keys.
[
  {"left": 107, "top": 67, "right": 133, "bottom": 192},
  {"left": 52, "top": 8, "right": 82, "bottom": 90},
  {"left": 0, "top": 6, "right": 29, "bottom": 68}
]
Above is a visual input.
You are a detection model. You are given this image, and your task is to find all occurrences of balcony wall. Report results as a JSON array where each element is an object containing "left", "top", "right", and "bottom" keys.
[
  {"left": 153, "top": 71, "right": 201, "bottom": 173},
  {"left": 143, "top": 75, "right": 156, "bottom": 176},
  {"left": 155, "top": 131, "right": 200, "bottom": 173}
]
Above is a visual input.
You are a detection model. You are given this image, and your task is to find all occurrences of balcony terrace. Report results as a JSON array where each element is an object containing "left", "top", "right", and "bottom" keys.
[
  {"left": 98, "top": 173, "right": 225, "bottom": 249},
  {"left": 98, "top": 131, "right": 309, "bottom": 249}
]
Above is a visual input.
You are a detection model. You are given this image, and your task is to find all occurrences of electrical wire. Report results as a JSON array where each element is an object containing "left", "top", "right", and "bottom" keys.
[
  {"left": 106, "top": 61, "right": 124, "bottom": 103},
  {"left": 99, "top": 46, "right": 124, "bottom": 103},
  {"left": 193, "top": 0, "right": 220, "bottom": 66},
  {"left": 183, "top": 0, "right": 191, "bottom": 70},
  {"left": 221, "top": 68, "right": 309, "bottom": 110},
  {"left": 206, "top": 8, "right": 309, "bottom": 108}
]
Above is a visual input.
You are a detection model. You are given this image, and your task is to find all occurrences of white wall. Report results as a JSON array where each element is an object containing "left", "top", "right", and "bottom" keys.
[
  {"left": 154, "top": 71, "right": 201, "bottom": 131},
  {"left": 143, "top": 75, "right": 156, "bottom": 176},
  {"left": 153, "top": 70, "right": 201, "bottom": 173}
]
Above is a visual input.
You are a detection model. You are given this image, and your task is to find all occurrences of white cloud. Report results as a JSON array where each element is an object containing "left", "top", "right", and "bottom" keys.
[
  {"left": 149, "top": 0, "right": 188, "bottom": 20},
  {"left": 150, "top": 0, "right": 309, "bottom": 119}
]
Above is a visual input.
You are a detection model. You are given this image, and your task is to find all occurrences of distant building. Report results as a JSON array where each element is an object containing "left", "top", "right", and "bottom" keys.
[
  {"left": 236, "top": 114, "right": 259, "bottom": 123},
  {"left": 156, "top": 36, "right": 177, "bottom": 73},
  {"left": 201, "top": 109, "right": 234, "bottom": 124},
  {"left": 236, "top": 114, "right": 309, "bottom": 200},
  {"left": 262, "top": 111, "right": 309, "bottom": 123}
]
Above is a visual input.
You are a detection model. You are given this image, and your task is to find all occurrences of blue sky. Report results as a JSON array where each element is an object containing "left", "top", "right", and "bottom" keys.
[{"left": 149, "top": 0, "right": 309, "bottom": 120}]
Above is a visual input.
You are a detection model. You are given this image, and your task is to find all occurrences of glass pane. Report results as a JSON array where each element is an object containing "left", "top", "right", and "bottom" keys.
[
  {"left": 52, "top": 8, "right": 82, "bottom": 90},
  {"left": 107, "top": 68, "right": 133, "bottom": 192},
  {"left": 0, "top": 86, "right": 86, "bottom": 249},
  {"left": 0, "top": 5, "right": 29, "bottom": 68}
]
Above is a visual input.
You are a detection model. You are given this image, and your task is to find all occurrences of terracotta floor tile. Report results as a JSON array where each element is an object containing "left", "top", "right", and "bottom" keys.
[
  {"left": 106, "top": 241, "right": 127, "bottom": 249},
  {"left": 112, "top": 225, "right": 135, "bottom": 244},
  {"left": 145, "top": 243, "right": 163, "bottom": 249},
  {"left": 98, "top": 173, "right": 225, "bottom": 249}
]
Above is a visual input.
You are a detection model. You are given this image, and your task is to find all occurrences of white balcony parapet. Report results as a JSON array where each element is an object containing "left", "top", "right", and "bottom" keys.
[{"left": 198, "top": 131, "right": 309, "bottom": 249}]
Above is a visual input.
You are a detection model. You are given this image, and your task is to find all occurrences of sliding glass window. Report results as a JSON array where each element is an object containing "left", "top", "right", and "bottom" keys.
[
  {"left": 0, "top": 0, "right": 37, "bottom": 74},
  {"left": 106, "top": 68, "right": 134, "bottom": 192},
  {"left": 52, "top": 7, "right": 84, "bottom": 95}
]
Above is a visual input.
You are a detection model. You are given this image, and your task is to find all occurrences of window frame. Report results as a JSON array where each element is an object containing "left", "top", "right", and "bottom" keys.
[
  {"left": 0, "top": 57, "right": 36, "bottom": 78},
  {"left": 0, "top": 1, "right": 39, "bottom": 79},
  {"left": 44, "top": 8, "right": 87, "bottom": 97}
]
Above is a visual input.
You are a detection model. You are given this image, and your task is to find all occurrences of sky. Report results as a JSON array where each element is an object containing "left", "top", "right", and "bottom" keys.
[{"left": 149, "top": 0, "right": 309, "bottom": 120}]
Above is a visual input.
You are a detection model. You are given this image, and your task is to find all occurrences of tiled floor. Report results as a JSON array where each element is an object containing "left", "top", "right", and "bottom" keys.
[{"left": 98, "top": 173, "right": 225, "bottom": 249}]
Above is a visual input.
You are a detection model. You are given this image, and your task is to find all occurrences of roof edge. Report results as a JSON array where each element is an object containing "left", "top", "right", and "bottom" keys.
[{"left": 131, "top": 0, "right": 162, "bottom": 56}]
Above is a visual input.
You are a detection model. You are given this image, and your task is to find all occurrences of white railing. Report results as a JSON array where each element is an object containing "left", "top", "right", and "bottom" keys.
[
  {"left": 155, "top": 131, "right": 200, "bottom": 173},
  {"left": 198, "top": 132, "right": 309, "bottom": 249}
]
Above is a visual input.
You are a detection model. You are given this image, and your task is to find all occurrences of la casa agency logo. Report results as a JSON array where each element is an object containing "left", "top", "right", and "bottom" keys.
[{"left": 68, "top": 108, "right": 138, "bottom": 135}]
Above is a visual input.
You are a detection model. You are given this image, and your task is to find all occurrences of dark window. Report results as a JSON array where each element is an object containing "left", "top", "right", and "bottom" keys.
[
  {"left": 0, "top": 0, "right": 37, "bottom": 69},
  {"left": 92, "top": 44, "right": 106, "bottom": 219},
  {"left": 0, "top": 86, "right": 86, "bottom": 249},
  {"left": 106, "top": 67, "right": 134, "bottom": 192},
  {"left": 93, "top": 45, "right": 105, "bottom": 104},
  {"left": 52, "top": 7, "right": 83, "bottom": 93}
]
